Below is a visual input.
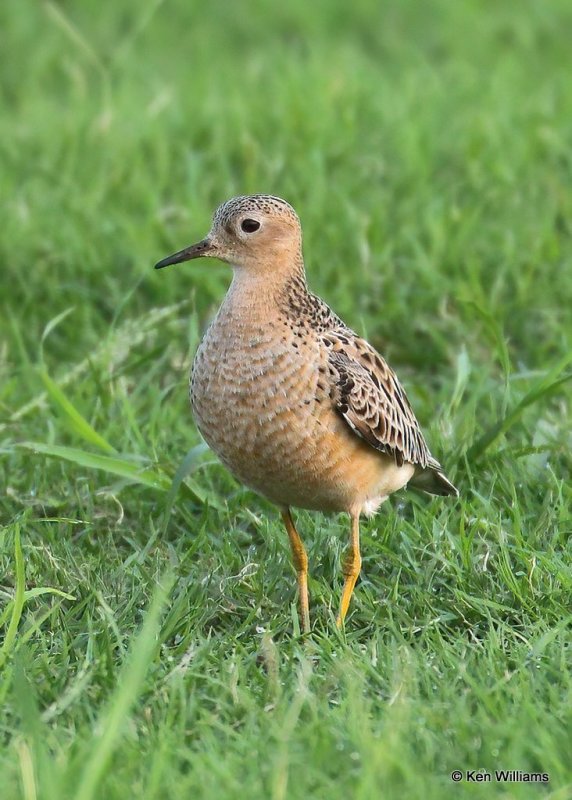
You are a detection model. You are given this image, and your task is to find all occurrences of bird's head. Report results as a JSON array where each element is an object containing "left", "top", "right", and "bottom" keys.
[{"left": 154, "top": 194, "right": 302, "bottom": 273}]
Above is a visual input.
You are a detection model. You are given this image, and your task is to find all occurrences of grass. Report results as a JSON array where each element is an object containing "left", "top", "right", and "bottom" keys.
[{"left": 1, "top": 0, "right": 571, "bottom": 797}]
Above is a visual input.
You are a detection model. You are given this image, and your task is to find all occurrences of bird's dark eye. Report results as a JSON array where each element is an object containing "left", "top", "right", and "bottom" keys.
[{"left": 241, "top": 218, "right": 260, "bottom": 233}]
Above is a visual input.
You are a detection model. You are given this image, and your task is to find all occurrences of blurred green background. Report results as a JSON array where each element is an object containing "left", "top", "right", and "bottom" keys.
[{"left": 1, "top": 1, "right": 571, "bottom": 798}]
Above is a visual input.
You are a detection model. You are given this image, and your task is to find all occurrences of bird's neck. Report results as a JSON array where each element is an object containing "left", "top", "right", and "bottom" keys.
[{"left": 222, "top": 256, "right": 309, "bottom": 313}]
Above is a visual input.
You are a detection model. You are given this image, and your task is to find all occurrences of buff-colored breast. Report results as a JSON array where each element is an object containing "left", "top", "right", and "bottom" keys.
[{"left": 190, "top": 298, "right": 414, "bottom": 513}]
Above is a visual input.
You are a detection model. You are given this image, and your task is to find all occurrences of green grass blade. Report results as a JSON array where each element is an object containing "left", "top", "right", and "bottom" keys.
[
  {"left": 162, "top": 442, "right": 210, "bottom": 524},
  {"left": 21, "top": 586, "right": 76, "bottom": 602},
  {"left": 468, "top": 354, "right": 572, "bottom": 461},
  {"left": 19, "top": 442, "right": 172, "bottom": 490},
  {"left": 73, "top": 573, "right": 174, "bottom": 800},
  {"left": 40, "top": 306, "right": 76, "bottom": 351},
  {"left": 0, "top": 525, "right": 26, "bottom": 669},
  {"left": 39, "top": 369, "right": 116, "bottom": 454},
  {"left": 0, "top": 587, "right": 76, "bottom": 629},
  {"left": 18, "top": 441, "right": 220, "bottom": 507},
  {"left": 13, "top": 654, "right": 59, "bottom": 800}
]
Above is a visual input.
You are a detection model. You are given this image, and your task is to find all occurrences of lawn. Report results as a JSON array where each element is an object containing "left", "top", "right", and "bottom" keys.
[{"left": 1, "top": 0, "right": 571, "bottom": 797}]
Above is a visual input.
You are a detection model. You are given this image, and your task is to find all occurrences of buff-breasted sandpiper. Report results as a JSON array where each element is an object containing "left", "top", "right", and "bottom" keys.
[{"left": 155, "top": 194, "right": 458, "bottom": 632}]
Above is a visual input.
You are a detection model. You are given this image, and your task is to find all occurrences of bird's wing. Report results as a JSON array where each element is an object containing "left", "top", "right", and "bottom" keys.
[{"left": 323, "top": 331, "right": 435, "bottom": 469}]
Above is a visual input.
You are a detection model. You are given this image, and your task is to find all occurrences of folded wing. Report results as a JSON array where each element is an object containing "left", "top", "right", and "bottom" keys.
[{"left": 323, "top": 332, "right": 458, "bottom": 497}]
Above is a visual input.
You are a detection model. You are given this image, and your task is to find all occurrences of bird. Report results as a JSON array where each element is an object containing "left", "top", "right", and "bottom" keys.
[{"left": 155, "top": 194, "right": 458, "bottom": 633}]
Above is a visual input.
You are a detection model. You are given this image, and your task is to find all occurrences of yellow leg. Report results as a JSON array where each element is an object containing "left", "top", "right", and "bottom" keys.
[
  {"left": 336, "top": 512, "right": 362, "bottom": 628},
  {"left": 281, "top": 508, "right": 310, "bottom": 634}
]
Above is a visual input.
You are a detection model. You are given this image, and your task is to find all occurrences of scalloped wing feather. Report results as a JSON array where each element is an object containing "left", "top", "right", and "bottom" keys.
[
  {"left": 325, "top": 334, "right": 433, "bottom": 469},
  {"left": 324, "top": 333, "right": 458, "bottom": 497}
]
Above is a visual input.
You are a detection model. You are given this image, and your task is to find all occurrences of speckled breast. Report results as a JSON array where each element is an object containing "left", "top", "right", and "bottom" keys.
[{"left": 190, "top": 308, "right": 342, "bottom": 510}]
